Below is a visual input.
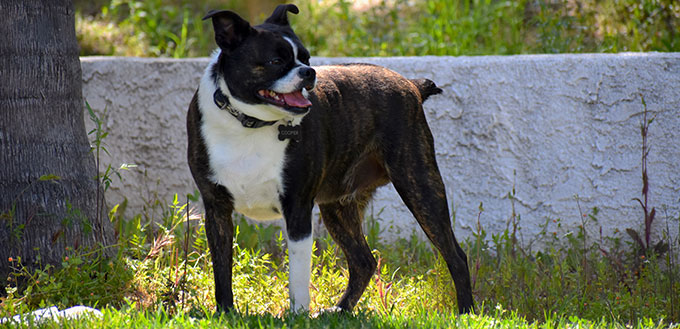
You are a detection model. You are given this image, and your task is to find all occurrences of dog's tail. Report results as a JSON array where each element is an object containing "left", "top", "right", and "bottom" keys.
[{"left": 410, "top": 78, "right": 443, "bottom": 102}]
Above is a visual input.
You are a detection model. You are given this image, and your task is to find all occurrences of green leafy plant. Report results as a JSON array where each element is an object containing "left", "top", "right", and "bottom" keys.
[{"left": 86, "top": 101, "right": 136, "bottom": 233}]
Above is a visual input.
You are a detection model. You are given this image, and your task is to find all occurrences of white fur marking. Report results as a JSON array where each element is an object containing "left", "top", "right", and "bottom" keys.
[
  {"left": 284, "top": 36, "right": 301, "bottom": 65},
  {"left": 288, "top": 234, "right": 313, "bottom": 312},
  {"left": 270, "top": 37, "right": 316, "bottom": 94},
  {"left": 198, "top": 51, "right": 288, "bottom": 220}
]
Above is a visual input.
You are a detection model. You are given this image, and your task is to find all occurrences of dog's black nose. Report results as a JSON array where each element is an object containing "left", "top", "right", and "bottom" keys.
[
  {"left": 298, "top": 67, "right": 316, "bottom": 90},
  {"left": 298, "top": 67, "right": 315, "bottom": 80}
]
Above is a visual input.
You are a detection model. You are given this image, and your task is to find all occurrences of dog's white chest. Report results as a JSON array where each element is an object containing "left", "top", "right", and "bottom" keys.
[
  {"left": 196, "top": 51, "right": 299, "bottom": 221},
  {"left": 203, "top": 124, "right": 288, "bottom": 220}
]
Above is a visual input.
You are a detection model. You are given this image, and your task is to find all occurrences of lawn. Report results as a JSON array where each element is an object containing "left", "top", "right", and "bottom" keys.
[
  {"left": 1, "top": 199, "right": 678, "bottom": 328},
  {"left": 5, "top": 306, "right": 675, "bottom": 328}
]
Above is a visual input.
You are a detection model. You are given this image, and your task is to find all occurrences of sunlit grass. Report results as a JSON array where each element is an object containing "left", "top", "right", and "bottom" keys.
[{"left": 1, "top": 195, "right": 678, "bottom": 328}]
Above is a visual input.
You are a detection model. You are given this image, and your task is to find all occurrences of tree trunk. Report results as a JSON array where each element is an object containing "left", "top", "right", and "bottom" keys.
[{"left": 0, "top": 0, "right": 113, "bottom": 288}]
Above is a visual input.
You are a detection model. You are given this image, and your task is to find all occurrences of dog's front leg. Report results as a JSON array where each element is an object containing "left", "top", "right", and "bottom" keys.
[{"left": 282, "top": 199, "right": 314, "bottom": 313}]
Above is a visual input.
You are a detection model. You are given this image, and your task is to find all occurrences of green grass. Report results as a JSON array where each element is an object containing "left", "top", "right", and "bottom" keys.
[
  {"left": 3, "top": 305, "right": 677, "bottom": 329},
  {"left": 76, "top": 0, "right": 680, "bottom": 58},
  {"left": 1, "top": 193, "right": 678, "bottom": 328}
]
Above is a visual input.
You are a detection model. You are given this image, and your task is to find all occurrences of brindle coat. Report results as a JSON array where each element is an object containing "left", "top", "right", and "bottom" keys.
[{"left": 187, "top": 4, "right": 474, "bottom": 314}]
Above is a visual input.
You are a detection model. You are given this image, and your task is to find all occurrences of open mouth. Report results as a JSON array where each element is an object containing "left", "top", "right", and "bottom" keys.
[{"left": 257, "top": 89, "right": 312, "bottom": 114}]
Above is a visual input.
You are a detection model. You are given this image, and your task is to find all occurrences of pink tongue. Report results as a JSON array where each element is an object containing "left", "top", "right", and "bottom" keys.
[{"left": 282, "top": 90, "right": 312, "bottom": 108}]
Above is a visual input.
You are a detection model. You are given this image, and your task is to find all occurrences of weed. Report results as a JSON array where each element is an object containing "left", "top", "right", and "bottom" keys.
[
  {"left": 626, "top": 95, "right": 669, "bottom": 264},
  {"left": 86, "top": 101, "right": 136, "bottom": 245}
]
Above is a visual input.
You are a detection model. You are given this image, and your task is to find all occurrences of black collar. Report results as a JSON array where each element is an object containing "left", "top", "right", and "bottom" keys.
[
  {"left": 213, "top": 88, "right": 278, "bottom": 128},
  {"left": 213, "top": 87, "right": 302, "bottom": 142}
]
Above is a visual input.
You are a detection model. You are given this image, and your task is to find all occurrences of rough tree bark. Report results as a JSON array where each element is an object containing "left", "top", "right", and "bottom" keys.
[{"left": 0, "top": 0, "right": 114, "bottom": 288}]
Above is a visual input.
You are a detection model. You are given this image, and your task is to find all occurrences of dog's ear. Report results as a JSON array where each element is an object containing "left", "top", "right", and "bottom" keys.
[
  {"left": 203, "top": 10, "right": 254, "bottom": 52},
  {"left": 264, "top": 4, "right": 299, "bottom": 26}
]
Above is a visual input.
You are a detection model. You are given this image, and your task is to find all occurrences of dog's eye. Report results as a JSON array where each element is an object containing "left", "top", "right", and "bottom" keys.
[
  {"left": 268, "top": 58, "right": 284, "bottom": 66},
  {"left": 299, "top": 54, "right": 310, "bottom": 65},
  {"left": 298, "top": 48, "right": 311, "bottom": 65}
]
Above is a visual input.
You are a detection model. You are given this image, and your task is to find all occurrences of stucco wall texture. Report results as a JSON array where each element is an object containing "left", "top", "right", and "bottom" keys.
[{"left": 81, "top": 54, "right": 680, "bottom": 243}]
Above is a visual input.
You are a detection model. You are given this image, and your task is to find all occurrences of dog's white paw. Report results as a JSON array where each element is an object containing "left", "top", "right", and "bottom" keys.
[{"left": 311, "top": 306, "right": 344, "bottom": 318}]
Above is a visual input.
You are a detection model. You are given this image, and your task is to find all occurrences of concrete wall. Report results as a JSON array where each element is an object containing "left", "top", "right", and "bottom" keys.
[{"left": 81, "top": 54, "right": 680, "bottom": 243}]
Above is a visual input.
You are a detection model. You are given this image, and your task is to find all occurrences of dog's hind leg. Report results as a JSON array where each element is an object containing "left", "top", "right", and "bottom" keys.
[
  {"left": 382, "top": 116, "right": 475, "bottom": 314},
  {"left": 318, "top": 192, "right": 377, "bottom": 311},
  {"left": 201, "top": 185, "right": 236, "bottom": 313}
]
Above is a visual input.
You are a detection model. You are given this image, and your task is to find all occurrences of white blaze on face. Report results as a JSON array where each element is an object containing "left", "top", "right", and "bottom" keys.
[
  {"left": 269, "top": 37, "right": 315, "bottom": 94},
  {"left": 287, "top": 233, "right": 313, "bottom": 312}
]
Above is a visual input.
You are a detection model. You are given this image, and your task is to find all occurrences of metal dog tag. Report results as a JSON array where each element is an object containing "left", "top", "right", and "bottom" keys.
[{"left": 278, "top": 124, "right": 301, "bottom": 142}]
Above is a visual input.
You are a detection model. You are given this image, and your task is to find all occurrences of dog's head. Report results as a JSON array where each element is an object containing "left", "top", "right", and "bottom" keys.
[{"left": 204, "top": 4, "right": 316, "bottom": 120}]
